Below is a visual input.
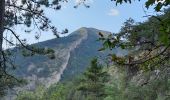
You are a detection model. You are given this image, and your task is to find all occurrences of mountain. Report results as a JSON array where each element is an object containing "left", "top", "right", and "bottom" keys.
[{"left": 7, "top": 27, "right": 122, "bottom": 97}]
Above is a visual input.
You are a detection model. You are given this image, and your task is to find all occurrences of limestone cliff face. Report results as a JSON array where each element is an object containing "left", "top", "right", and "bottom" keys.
[
  {"left": 45, "top": 28, "right": 88, "bottom": 87},
  {"left": 16, "top": 28, "right": 89, "bottom": 89},
  {"left": 5, "top": 27, "right": 113, "bottom": 98}
]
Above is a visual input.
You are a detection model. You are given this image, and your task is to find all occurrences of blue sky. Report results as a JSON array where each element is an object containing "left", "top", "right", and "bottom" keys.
[
  {"left": 14, "top": 0, "right": 157, "bottom": 45},
  {"left": 49, "top": 0, "right": 148, "bottom": 32}
]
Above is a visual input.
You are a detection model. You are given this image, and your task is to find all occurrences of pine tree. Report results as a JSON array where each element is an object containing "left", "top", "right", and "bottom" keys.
[{"left": 77, "top": 58, "right": 108, "bottom": 99}]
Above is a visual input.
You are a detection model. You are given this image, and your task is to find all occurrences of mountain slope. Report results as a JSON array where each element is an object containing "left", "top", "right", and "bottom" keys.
[
  {"left": 61, "top": 27, "right": 110, "bottom": 81},
  {"left": 11, "top": 27, "right": 115, "bottom": 89}
]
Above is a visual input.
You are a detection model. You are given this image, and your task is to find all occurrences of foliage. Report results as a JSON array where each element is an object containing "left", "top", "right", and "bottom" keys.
[
  {"left": 16, "top": 85, "right": 46, "bottom": 100},
  {"left": 16, "top": 76, "right": 84, "bottom": 100},
  {"left": 113, "top": 0, "right": 170, "bottom": 11},
  {"left": 0, "top": 0, "right": 71, "bottom": 96},
  {"left": 97, "top": 7, "right": 170, "bottom": 100},
  {"left": 4, "top": 0, "right": 170, "bottom": 99},
  {"left": 16, "top": 63, "right": 170, "bottom": 100},
  {"left": 16, "top": 58, "right": 108, "bottom": 100},
  {"left": 0, "top": 74, "right": 25, "bottom": 96},
  {"left": 99, "top": 8, "right": 170, "bottom": 71},
  {"left": 79, "top": 0, "right": 170, "bottom": 11},
  {"left": 76, "top": 58, "right": 109, "bottom": 99},
  {"left": 43, "top": 81, "right": 83, "bottom": 100},
  {"left": 104, "top": 66, "right": 170, "bottom": 100}
]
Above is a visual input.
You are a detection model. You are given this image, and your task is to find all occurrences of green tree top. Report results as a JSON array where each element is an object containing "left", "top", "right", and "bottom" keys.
[{"left": 77, "top": 58, "right": 109, "bottom": 98}]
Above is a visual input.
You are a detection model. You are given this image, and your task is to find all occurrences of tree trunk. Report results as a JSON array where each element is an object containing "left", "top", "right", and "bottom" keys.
[{"left": 0, "top": 0, "right": 5, "bottom": 66}]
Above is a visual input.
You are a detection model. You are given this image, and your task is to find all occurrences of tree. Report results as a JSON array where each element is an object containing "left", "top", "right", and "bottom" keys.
[
  {"left": 77, "top": 0, "right": 170, "bottom": 12},
  {"left": 0, "top": 0, "right": 92, "bottom": 97},
  {"left": 113, "top": 0, "right": 170, "bottom": 11},
  {"left": 0, "top": 0, "right": 69, "bottom": 96},
  {"left": 77, "top": 58, "right": 108, "bottom": 99},
  {"left": 99, "top": 8, "right": 170, "bottom": 71},
  {"left": 16, "top": 84, "right": 46, "bottom": 100},
  {"left": 0, "top": 0, "right": 169, "bottom": 97}
]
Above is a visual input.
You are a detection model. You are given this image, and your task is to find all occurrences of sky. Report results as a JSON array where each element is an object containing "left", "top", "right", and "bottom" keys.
[{"left": 8, "top": 0, "right": 158, "bottom": 46}]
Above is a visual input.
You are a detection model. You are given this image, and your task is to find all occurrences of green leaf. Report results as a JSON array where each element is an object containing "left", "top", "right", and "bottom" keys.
[
  {"left": 145, "top": 0, "right": 155, "bottom": 8},
  {"left": 155, "top": 2, "right": 163, "bottom": 11}
]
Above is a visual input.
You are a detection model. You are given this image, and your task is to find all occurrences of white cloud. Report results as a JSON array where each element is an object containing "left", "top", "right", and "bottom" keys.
[
  {"left": 108, "top": 9, "right": 119, "bottom": 16},
  {"left": 75, "top": 0, "right": 94, "bottom": 4}
]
